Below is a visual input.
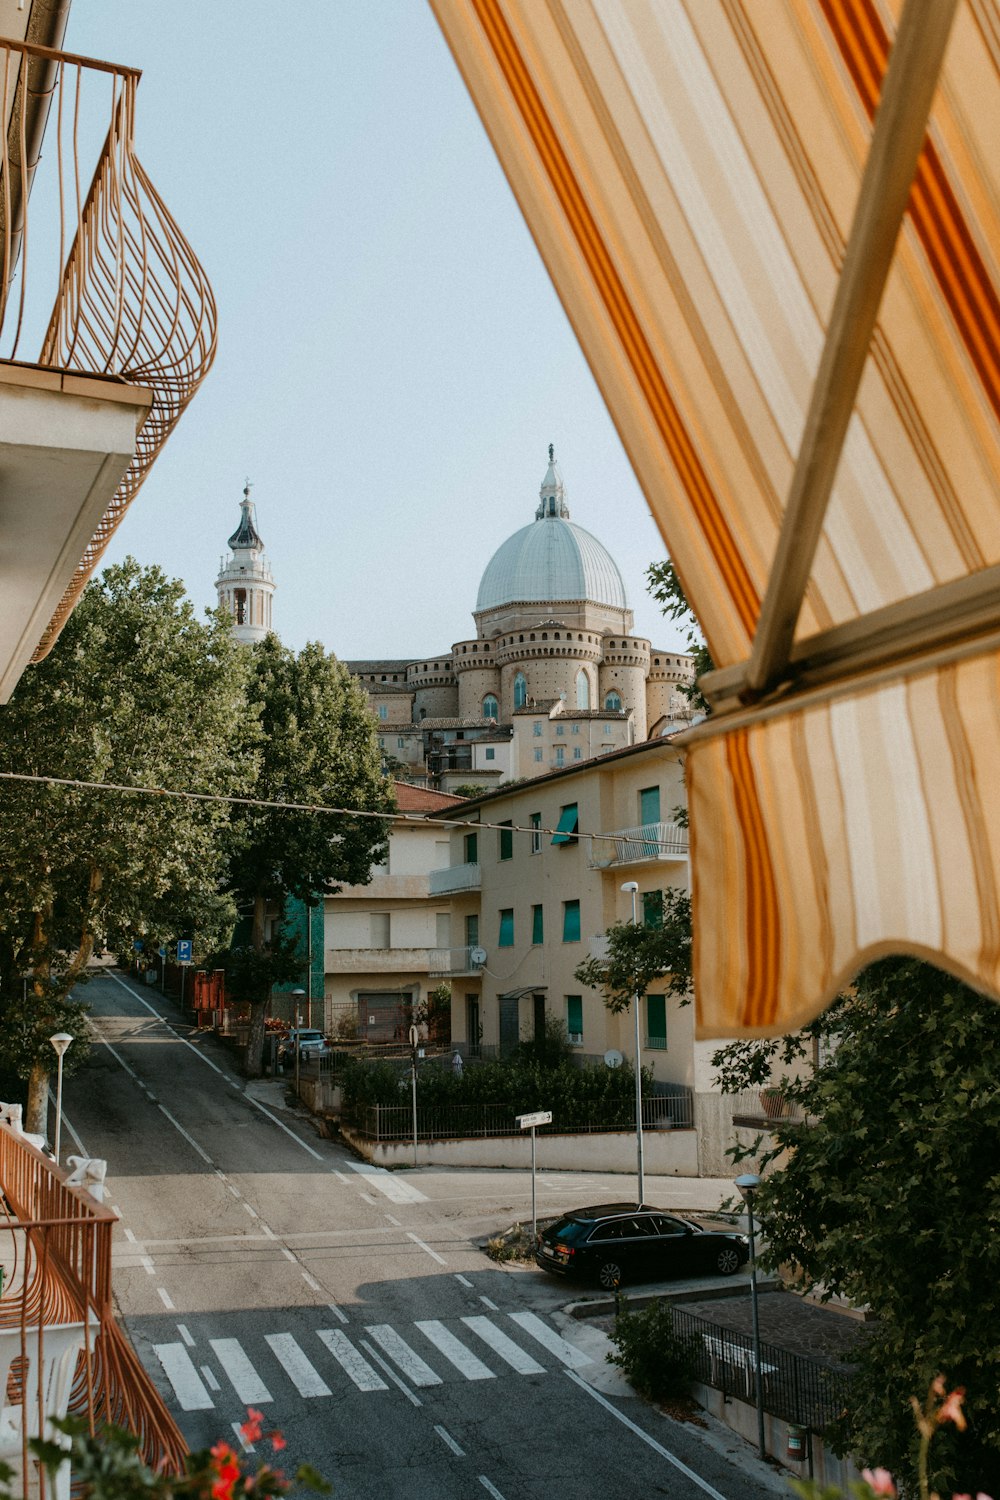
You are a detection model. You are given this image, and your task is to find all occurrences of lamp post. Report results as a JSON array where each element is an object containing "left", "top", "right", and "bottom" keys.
[
  {"left": 291, "top": 989, "right": 306, "bottom": 1096},
  {"left": 49, "top": 1032, "right": 73, "bottom": 1166},
  {"left": 735, "top": 1172, "right": 766, "bottom": 1460},
  {"left": 621, "top": 881, "right": 644, "bottom": 1205}
]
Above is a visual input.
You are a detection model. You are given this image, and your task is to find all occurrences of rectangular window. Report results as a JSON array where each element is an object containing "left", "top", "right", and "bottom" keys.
[
  {"left": 435, "top": 912, "right": 450, "bottom": 948},
  {"left": 556, "top": 724, "right": 565, "bottom": 736},
  {"left": 529, "top": 812, "right": 541, "bottom": 855},
  {"left": 643, "top": 890, "right": 664, "bottom": 929},
  {"left": 465, "top": 913, "right": 479, "bottom": 947},
  {"left": 555, "top": 745, "right": 565, "bottom": 767},
  {"left": 464, "top": 831, "right": 478, "bottom": 865},
  {"left": 499, "top": 909, "right": 514, "bottom": 947},
  {"left": 533, "top": 722, "right": 542, "bottom": 737},
  {"left": 573, "top": 747, "right": 582, "bottom": 760},
  {"left": 566, "top": 995, "right": 583, "bottom": 1044},
  {"left": 378, "top": 705, "right": 388, "bottom": 720},
  {"left": 531, "top": 904, "right": 544, "bottom": 944},
  {"left": 534, "top": 748, "right": 543, "bottom": 762},
  {"left": 370, "top": 912, "right": 390, "bottom": 948},
  {"left": 647, "top": 994, "right": 667, "bottom": 1050},
  {"left": 499, "top": 821, "right": 513, "bottom": 861},
  {"left": 485, "top": 747, "right": 495, "bottom": 761},
  {"left": 639, "top": 785, "right": 661, "bottom": 825},
  {"left": 562, "top": 899, "right": 581, "bottom": 942},
  {"left": 572, "top": 723, "right": 580, "bottom": 734},
  {"left": 396, "top": 737, "right": 405, "bottom": 749},
  {"left": 552, "top": 803, "right": 579, "bottom": 845}
]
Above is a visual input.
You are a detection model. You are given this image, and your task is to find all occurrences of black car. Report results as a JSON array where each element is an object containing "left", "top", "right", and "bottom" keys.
[{"left": 535, "top": 1202, "right": 749, "bottom": 1289}]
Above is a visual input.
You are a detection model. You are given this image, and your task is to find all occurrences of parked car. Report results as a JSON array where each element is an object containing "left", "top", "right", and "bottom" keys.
[
  {"left": 277, "top": 1028, "right": 331, "bottom": 1069},
  {"left": 535, "top": 1202, "right": 749, "bottom": 1289}
]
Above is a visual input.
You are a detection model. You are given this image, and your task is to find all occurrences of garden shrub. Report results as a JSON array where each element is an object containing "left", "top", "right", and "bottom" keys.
[{"left": 608, "top": 1299, "right": 699, "bottom": 1401}]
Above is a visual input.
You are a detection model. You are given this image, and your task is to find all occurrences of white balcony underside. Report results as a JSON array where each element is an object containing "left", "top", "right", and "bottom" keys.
[
  {"left": 0, "top": 367, "right": 152, "bottom": 702},
  {"left": 429, "top": 862, "right": 481, "bottom": 895}
]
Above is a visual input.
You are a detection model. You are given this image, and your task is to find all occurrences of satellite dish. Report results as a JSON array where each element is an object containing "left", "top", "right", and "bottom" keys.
[
  {"left": 470, "top": 946, "right": 487, "bottom": 968},
  {"left": 604, "top": 1049, "right": 624, "bottom": 1069}
]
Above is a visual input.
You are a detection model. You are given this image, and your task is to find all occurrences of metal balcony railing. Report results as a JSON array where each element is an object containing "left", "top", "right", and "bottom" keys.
[
  {"left": 429, "top": 862, "right": 481, "bottom": 895},
  {"left": 428, "top": 945, "right": 482, "bottom": 977},
  {"left": 588, "top": 821, "right": 689, "bottom": 867},
  {"left": 0, "top": 1122, "right": 187, "bottom": 1476},
  {"left": 0, "top": 39, "right": 217, "bottom": 660}
]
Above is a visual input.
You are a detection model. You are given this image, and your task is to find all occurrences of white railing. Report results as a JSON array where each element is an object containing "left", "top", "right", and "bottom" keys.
[
  {"left": 429, "top": 862, "right": 481, "bottom": 894},
  {"left": 428, "top": 945, "right": 481, "bottom": 977},
  {"left": 589, "top": 821, "right": 689, "bottom": 868}
]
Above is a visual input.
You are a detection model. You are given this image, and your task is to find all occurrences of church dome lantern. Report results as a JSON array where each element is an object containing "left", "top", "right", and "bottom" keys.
[{"left": 216, "top": 481, "right": 275, "bottom": 645}]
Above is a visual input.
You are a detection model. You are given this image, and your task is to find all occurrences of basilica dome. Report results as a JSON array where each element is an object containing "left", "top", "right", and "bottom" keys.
[{"left": 475, "top": 449, "right": 629, "bottom": 614}]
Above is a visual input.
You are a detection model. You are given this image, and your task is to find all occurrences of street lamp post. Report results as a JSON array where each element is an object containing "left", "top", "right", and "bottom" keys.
[
  {"left": 621, "top": 881, "right": 644, "bottom": 1205},
  {"left": 291, "top": 989, "right": 305, "bottom": 1096},
  {"left": 48, "top": 1032, "right": 73, "bottom": 1166},
  {"left": 735, "top": 1172, "right": 766, "bottom": 1460}
]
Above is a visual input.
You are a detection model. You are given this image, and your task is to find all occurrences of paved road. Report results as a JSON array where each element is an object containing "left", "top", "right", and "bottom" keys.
[{"left": 62, "top": 970, "right": 780, "bottom": 1500}]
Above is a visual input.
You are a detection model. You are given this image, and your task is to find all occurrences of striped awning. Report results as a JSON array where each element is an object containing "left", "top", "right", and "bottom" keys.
[{"left": 430, "top": 0, "right": 1000, "bottom": 1034}]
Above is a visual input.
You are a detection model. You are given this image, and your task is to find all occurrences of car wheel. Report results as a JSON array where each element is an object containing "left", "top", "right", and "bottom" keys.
[
  {"left": 598, "top": 1260, "right": 624, "bottom": 1291},
  {"left": 715, "top": 1246, "right": 741, "bottom": 1276}
]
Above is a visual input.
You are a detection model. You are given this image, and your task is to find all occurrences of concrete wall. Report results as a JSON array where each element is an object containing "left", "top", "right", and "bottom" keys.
[
  {"left": 694, "top": 1385, "right": 863, "bottom": 1489},
  {"left": 341, "top": 1125, "right": 699, "bottom": 1174}
]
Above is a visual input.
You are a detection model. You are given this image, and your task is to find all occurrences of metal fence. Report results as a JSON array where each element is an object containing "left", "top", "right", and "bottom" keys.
[
  {"left": 349, "top": 1087, "right": 693, "bottom": 1143},
  {"left": 670, "top": 1305, "right": 851, "bottom": 1434}
]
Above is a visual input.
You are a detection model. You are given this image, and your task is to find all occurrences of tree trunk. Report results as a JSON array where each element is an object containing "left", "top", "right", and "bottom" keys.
[{"left": 25, "top": 1061, "right": 49, "bottom": 1138}]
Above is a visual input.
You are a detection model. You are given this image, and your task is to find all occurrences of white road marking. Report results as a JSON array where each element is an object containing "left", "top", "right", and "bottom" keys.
[
  {"left": 461, "top": 1316, "right": 544, "bottom": 1375},
  {"left": 157, "top": 1104, "right": 213, "bottom": 1165},
  {"left": 454, "top": 1274, "right": 473, "bottom": 1288},
  {"left": 434, "top": 1424, "right": 465, "bottom": 1457},
  {"left": 302, "top": 1272, "right": 321, "bottom": 1292},
  {"left": 265, "top": 1333, "right": 331, "bottom": 1397},
  {"left": 141, "top": 1257, "right": 155, "bottom": 1276},
  {"left": 111, "top": 1205, "right": 122, "bottom": 1218},
  {"left": 316, "top": 1329, "right": 387, "bottom": 1392},
  {"left": 565, "top": 1369, "right": 729, "bottom": 1500},
  {"left": 262, "top": 1225, "right": 277, "bottom": 1240},
  {"left": 359, "top": 1192, "right": 378, "bottom": 1206},
  {"left": 201, "top": 1365, "right": 220, "bottom": 1392},
  {"left": 232, "top": 1422, "right": 255, "bottom": 1455},
  {"left": 406, "top": 1232, "right": 446, "bottom": 1266},
  {"left": 479, "top": 1478, "right": 506, "bottom": 1499},
  {"left": 327, "top": 1302, "right": 349, "bottom": 1326},
  {"left": 365, "top": 1325, "right": 442, "bottom": 1387},
  {"left": 415, "top": 1321, "right": 494, "bottom": 1381},
  {"left": 177, "top": 1325, "right": 195, "bottom": 1348},
  {"left": 228, "top": 1185, "right": 241, "bottom": 1198},
  {"left": 346, "top": 1161, "right": 426, "bottom": 1203},
  {"left": 479, "top": 1296, "right": 499, "bottom": 1311},
  {"left": 211, "top": 1339, "right": 273, "bottom": 1404},
  {"left": 359, "top": 1339, "right": 422, "bottom": 1407},
  {"left": 331, "top": 1170, "right": 350, "bottom": 1184},
  {"left": 157, "top": 1287, "right": 175, "bottom": 1311},
  {"left": 123, "top": 1228, "right": 137, "bottom": 1244},
  {"left": 508, "top": 1311, "right": 592, "bottom": 1369},
  {"left": 243, "top": 1202, "right": 258, "bottom": 1219},
  {"left": 58, "top": 1106, "right": 86, "bottom": 1155},
  {"left": 153, "top": 1344, "right": 213, "bottom": 1410},
  {"left": 281, "top": 1248, "right": 296, "bottom": 1262},
  {"left": 384, "top": 1213, "right": 401, "bottom": 1227}
]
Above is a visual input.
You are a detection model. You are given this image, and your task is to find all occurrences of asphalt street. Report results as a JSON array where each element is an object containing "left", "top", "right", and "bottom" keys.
[{"left": 60, "top": 970, "right": 783, "bottom": 1500}]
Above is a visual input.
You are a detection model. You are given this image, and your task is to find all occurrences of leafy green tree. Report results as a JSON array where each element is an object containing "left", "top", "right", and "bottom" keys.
[
  {"left": 574, "top": 888, "right": 692, "bottom": 1014},
  {"left": 646, "top": 558, "right": 712, "bottom": 715},
  {"left": 0, "top": 561, "right": 250, "bottom": 1131},
  {"left": 225, "top": 636, "right": 392, "bottom": 1077},
  {"left": 712, "top": 958, "right": 1000, "bottom": 1493}
]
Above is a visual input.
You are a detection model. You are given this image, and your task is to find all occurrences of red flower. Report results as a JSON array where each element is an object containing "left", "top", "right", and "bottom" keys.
[
  {"left": 241, "top": 1408, "right": 265, "bottom": 1443},
  {"left": 862, "top": 1468, "right": 896, "bottom": 1497},
  {"left": 937, "top": 1387, "right": 968, "bottom": 1432}
]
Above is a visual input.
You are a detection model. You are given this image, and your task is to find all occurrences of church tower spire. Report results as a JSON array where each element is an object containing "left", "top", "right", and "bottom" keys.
[
  {"left": 535, "top": 443, "right": 570, "bottom": 519},
  {"left": 215, "top": 481, "right": 275, "bottom": 644}
]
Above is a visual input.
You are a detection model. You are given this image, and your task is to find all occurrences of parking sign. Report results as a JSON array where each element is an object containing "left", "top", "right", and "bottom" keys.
[{"left": 176, "top": 940, "right": 193, "bottom": 964}]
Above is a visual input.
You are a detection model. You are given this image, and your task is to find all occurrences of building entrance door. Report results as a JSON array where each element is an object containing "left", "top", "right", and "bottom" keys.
[
  {"left": 499, "top": 996, "right": 519, "bottom": 1057},
  {"left": 533, "top": 993, "right": 546, "bottom": 1042},
  {"left": 466, "top": 995, "right": 481, "bottom": 1056}
]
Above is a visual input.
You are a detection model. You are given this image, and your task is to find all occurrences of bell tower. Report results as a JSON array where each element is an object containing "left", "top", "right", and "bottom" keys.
[{"left": 215, "top": 481, "right": 274, "bottom": 644}]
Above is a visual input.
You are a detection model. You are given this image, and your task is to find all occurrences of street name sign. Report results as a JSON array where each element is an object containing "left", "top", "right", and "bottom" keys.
[{"left": 516, "top": 1110, "right": 552, "bottom": 1129}]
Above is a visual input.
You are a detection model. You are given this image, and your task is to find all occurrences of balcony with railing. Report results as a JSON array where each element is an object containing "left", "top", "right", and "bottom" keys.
[
  {"left": 0, "top": 1120, "right": 186, "bottom": 1487},
  {"left": 0, "top": 38, "right": 216, "bottom": 696},
  {"left": 429, "top": 862, "right": 481, "bottom": 895},
  {"left": 428, "top": 945, "right": 483, "bottom": 978},
  {"left": 326, "top": 946, "right": 435, "bottom": 974},
  {"left": 588, "top": 821, "right": 689, "bottom": 868}
]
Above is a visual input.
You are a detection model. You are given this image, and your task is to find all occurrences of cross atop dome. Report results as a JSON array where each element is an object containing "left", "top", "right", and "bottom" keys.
[{"left": 536, "top": 443, "right": 570, "bottom": 519}]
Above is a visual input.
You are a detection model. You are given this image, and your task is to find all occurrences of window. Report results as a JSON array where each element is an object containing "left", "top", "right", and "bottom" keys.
[
  {"left": 499, "top": 821, "right": 513, "bottom": 861},
  {"left": 465, "top": 913, "right": 479, "bottom": 947},
  {"left": 531, "top": 904, "right": 544, "bottom": 944},
  {"left": 552, "top": 803, "right": 578, "bottom": 845},
  {"left": 566, "top": 995, "right": 583, "bottom": 1044},
  {"left": 529, "top": 812, "right": 541, "bottom": 855},
  {"left": 514, "top": 672, "right": 527, "bottom": 709},
  {"left": 639, "top": 786, "right": 661, "bottom": 825},
  {"left": 485, "top": 747, "right": 495, "bottom": 761},
  {"left": 605, "top": 691, "right": 622, "bottom": 711},
  {"left": 643, "top": 890, "right": 664, "bottom": 929},
  {"left": 464, "top": 831, "right": 478, "bottom": 865},
  {"left": 397, "top": 737, "right": 405, "bottom": 749},
  {"left": 534, "top": 748, "right": 543, "bottom": 763},
  {"left": 370, "top": 912, "right": 390, "bottom": 947},
  {"left": 603, "top": 724, "right": 612, "bottom": 735},
  {"left": 499, "top": 909, "right": 514, "bottom": 947},
  {"left": 555, "top": 745, "right": 565, "bottom": 767},
  {"left": 435, "top": 912, "right": 450, "bottom": 947},
  {"left": 576, "top": 669, "right": 590, "bottom": 709},
  {"left": 378, "top": 705, "right": 388, "bottom": 720},
  {"left": 483, "top": 694, "right": 499, "bottom": 720},
  {"left": 234, "top": 588, "right": 247, "bottom": 625},
  {"left": 573, "top": 747, "right": 582, "bottom": 760},
  {"left": 562, "top": 899, "right": 581, "bottom": 942},
  {"left": 556, "top": 724, "right": 565, "bottom": 736},
  {"left": 572, "top": 723, "right": 580, "bottom": 735},
  {"left": 533, "top": 722, "right": 542, "bottom": 737},
  {"left": 647, "top": 994, "right": 667, "bottom": 1050},
  {"left": 378, "top": 738, "right": 385, "bottom": 749}
]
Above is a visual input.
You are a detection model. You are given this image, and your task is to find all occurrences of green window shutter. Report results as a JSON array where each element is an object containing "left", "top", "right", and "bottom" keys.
[
  {"left": 562, "top": 899, "right": 581, "bottom": 942},
  {"left": 566, "top": 996, "right": 583, "bottom": 1039},
  {"left": 499, "top": 909, "right": 514, "bottom": 947},
  {"left": 552, "top": 803, "right": 579, "bottom": 845},
  {"left": 639, "top": 786, "right": 661, "bottom": 825},
  {"left": 531, "top": 904, "right": 544, "bottom": 944},
  {"left": 499, "top": 822, "right": 513, "bottom": 860},
  {"left": 647, "top": 994, "right": 667, "bottom": 1049},
  {"left": 642, "top": 890, "right": 664, "bottom": 929},
  {"left": 464, "top": 831, "right": 478, "bottom": 865}
]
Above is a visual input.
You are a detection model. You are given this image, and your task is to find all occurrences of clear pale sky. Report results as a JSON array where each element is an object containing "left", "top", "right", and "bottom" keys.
[{"left": 66, "top": 3, "right": 684, "bottom": 660}]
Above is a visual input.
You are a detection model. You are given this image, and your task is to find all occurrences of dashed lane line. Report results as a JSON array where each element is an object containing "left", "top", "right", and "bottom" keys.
[
  {"left": 406, "top": 1232, "right": 446, "bottom": 1266},
  {"left": 359, "top": 1339, "right": 421, "bottom": 1408},
  {"left": 434, "top": 1425, "right": 465, "bottom": 1458}
]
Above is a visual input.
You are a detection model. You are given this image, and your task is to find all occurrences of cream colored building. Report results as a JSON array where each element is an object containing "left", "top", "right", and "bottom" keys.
[{"left": 428, "top": 737, "right": 739, "bottom": 1174}]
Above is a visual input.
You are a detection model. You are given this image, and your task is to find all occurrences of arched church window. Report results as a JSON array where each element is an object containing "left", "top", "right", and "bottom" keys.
[
  {"left": 483, "top": 695, "right": 499, "bottom": 721},
  {"left": 513, "top": 673, "right": 527, "bottom": 709},
  {"left": 605, "top": 690, "right": 622, "bottom": 711},
  {"left": 234, "top": 588, "right": 247, "bottom": 626},
  {"left": 576, "top": 670, "right": 591, "bottom": 710}
]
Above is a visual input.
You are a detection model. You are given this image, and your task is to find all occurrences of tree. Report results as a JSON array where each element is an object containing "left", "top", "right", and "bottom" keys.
[
  {"left": 573, "top": 888, "right": 692, "bottom": 1013},
  {"left": 225, "top": 636, "right": 392, "bottom": 1077},
  {"left": 646, "top": 559, "right": 713, "bottom": 716},
  {"left": 0, "top": 561, "right": 250, "bottom": 1131},
  {"left": 712, "top": 958, "right": 1000, "bottom": 1494}
]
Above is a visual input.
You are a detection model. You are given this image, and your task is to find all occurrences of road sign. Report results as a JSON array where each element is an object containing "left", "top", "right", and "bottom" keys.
[
  {"left": 132, "top": 940, "right": 143, "bottom": 953},
  {"left": 176, "top": 940, "right": 193, "bottom": 965},
  {"left": 516, "top": 1110, "right": 552, "bottom": 1130},
  {"left": 157, "top": 946, "right": 167, "bottom": 958}
]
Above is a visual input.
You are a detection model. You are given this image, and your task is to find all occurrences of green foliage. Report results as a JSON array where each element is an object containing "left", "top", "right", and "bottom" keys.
[
  {"left": 607, "top": 1298, "right": 699, "bottom": 1401},
  {"left": 712, "top": 958, "right": 1000, "bottom": 1493},
  {"left": 646, "top": 559, "right": 713, "bottom": 714},
  {"left": 486, "top": 1222, "right": 536, "bottom": 1263},
  {"left": 516, "top": 1011, "right": 573, "bottom": 1066},
  {"left": 207, "top": 937, "right": 303, "bottom": 1005},
  {"left": 574, "top": 888, "right": 692, "bottom": 1014}
]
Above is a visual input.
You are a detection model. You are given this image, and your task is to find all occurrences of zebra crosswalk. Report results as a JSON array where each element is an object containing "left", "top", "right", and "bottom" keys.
[{"left": 153, "top": 1309, "right": 590, "bottom": 1413}]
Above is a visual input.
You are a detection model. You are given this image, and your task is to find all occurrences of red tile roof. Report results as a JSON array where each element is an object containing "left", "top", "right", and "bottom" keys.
[{"left": 394, "top": 782, "right": 467, "bottom": 812}]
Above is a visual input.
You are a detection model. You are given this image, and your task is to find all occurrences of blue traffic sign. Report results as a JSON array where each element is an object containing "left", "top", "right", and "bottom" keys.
[
  {"left": 132, "top": 939, "right": 144, "bottom": 953},
  {"left": 176, "top": 940, "right": 193, "bottom": 964},
  {"left": 157, "top": 946, "right": 167, "bottom": 958}
]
